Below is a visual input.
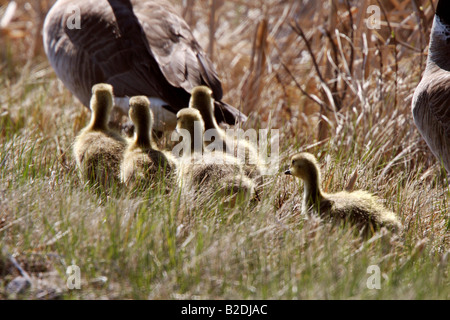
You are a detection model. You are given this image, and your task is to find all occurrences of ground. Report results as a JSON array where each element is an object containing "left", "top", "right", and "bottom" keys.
[{"left": 0, "top": 0, "right": 448, "bottom": 299}]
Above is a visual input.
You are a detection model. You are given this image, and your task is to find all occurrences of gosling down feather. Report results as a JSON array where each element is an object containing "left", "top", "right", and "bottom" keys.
[
  {"left": 43, "top": 0, "right": 246, "bottom": 131},
  {"left": 412, "top": 0, "right": 450, "bottom": 174},
  {"left": 73, "top": 83, "right": 126, "bottom": 187},
  {"left": 189, "top": 86, "right": 263, "bottom": 179},
  {"left": 285, "top": 153, "right": 402, "bottom": 235},
  {"left": 176, "top": 108, "right": 255, "bottom": 203}
]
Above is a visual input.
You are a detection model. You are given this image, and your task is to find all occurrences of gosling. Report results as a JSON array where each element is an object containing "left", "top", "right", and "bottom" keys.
[
  {"left": 176, "top": 108, "right": 255, "bottom": 204},
  {"left": 120, "top": 96, "right": 173, "bottom": 188},
  {"left": 285, "top": 153, "right": 402, "bottom": 235},
  {"left": 73, "top": 83, "right": 126, "bottom": 187},
  {"left": 189, "top": 86, "right": 263, "bottom": 179}
]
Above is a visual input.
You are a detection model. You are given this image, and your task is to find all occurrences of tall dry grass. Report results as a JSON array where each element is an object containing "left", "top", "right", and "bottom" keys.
[{"left": 0, "top": 0, "right": 448, "bottom": 299}]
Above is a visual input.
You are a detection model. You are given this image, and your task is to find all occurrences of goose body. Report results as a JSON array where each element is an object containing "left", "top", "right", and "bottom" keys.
[
  {"left": 120, "top": 96, "right": 173, "bottom": 188},
  {"left": 412, "top": 0, "right": 450, "bottom": 174},
  {"left": 43, "top": 0, "right": 246, "bottom": 131},
  {"left": 285, "top": 153, "right": 402, "bottom": 235},
  {"left": 176, "top": 108, "right": 255, "bottom": 203},
  {"left": 73, "top": 83, "right": 126, "bottom": 187}
]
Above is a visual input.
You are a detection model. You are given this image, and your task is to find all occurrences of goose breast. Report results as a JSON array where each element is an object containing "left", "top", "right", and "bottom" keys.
[{"left": 412, "top": 68, "right": 450, "bottom": 173}]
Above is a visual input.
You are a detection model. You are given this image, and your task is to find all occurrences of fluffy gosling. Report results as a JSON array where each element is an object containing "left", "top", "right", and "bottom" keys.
[
  {"left": 120, "top": 96, "right": 173, "bottom": 188},
  {"left": 176, "top": 108, "right": 255, "bottom": 204},
  {"left": 285, "top": 153, "right": 402, "bottom": 236},
  {"left": 73, "top": 83, "right": 126, "bottom": 187},
  {"left": 189, "top": 86, "right": 263, "bottom": 179}
]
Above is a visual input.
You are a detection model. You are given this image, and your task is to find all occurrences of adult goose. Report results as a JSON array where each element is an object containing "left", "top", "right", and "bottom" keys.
[
  {"left": 412, "top": 0, "right": 450, "bottom": 174},
  {"left": 43, "top": 0, "right": 245, "bottom": 131},
  {"left": 189, "top": 86, "right": 263, "bottom": 179}
]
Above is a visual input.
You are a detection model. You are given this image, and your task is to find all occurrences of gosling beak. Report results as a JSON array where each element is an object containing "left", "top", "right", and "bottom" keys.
[{"left": 285, "top": 169, "right": 292, "bottom": 175}]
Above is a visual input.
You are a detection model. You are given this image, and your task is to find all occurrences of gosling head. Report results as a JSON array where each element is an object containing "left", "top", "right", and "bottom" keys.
[
  {"left": 129, "top": 96, "right": 153, "bottom": 129},
  {"left": 189, "top": 86, "right": 217, "bottom": 130},
  {"left": 285, "top": 152, "right": 320, "bottom": 181},
  {"left": 176, "top": 108, "right": 205, "bottom": 135},
  {"left": 177, "top": 108, "right": 205, "bottom": 154},
  {"left": 128, "top": 96, "right": 154, "bottom": 147},
  {"left": 89, "top": 83, "right": 114, "bottom": 129}
]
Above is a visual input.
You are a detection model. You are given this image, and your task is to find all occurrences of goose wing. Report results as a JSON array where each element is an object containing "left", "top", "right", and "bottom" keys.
[{"left": 131, "top": 0, "right": 223, "bottom": 99}]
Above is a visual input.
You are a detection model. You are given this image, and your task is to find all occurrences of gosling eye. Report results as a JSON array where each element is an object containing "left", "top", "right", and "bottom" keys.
[{"left": 291, "top": 160, "right": 295, "bottom": 166}]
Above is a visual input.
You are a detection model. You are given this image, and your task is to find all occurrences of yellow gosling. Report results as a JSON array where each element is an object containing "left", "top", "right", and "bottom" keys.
[
  {"left": 120, "top": 96, "right": 173, "bottom": 188},
  {"left": 285, "top": 152, "right": 402, "bottom": 236},
  {"left": 176, "top": 108, "right": 255, "bottom": 204},
  {"left": 189, "top": 86, "right": 263, "bottom": 179}
]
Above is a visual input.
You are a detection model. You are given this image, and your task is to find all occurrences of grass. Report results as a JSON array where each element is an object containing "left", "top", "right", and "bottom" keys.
[{"left": 0, "top": 0, "right": 448, "bottom": 299}]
